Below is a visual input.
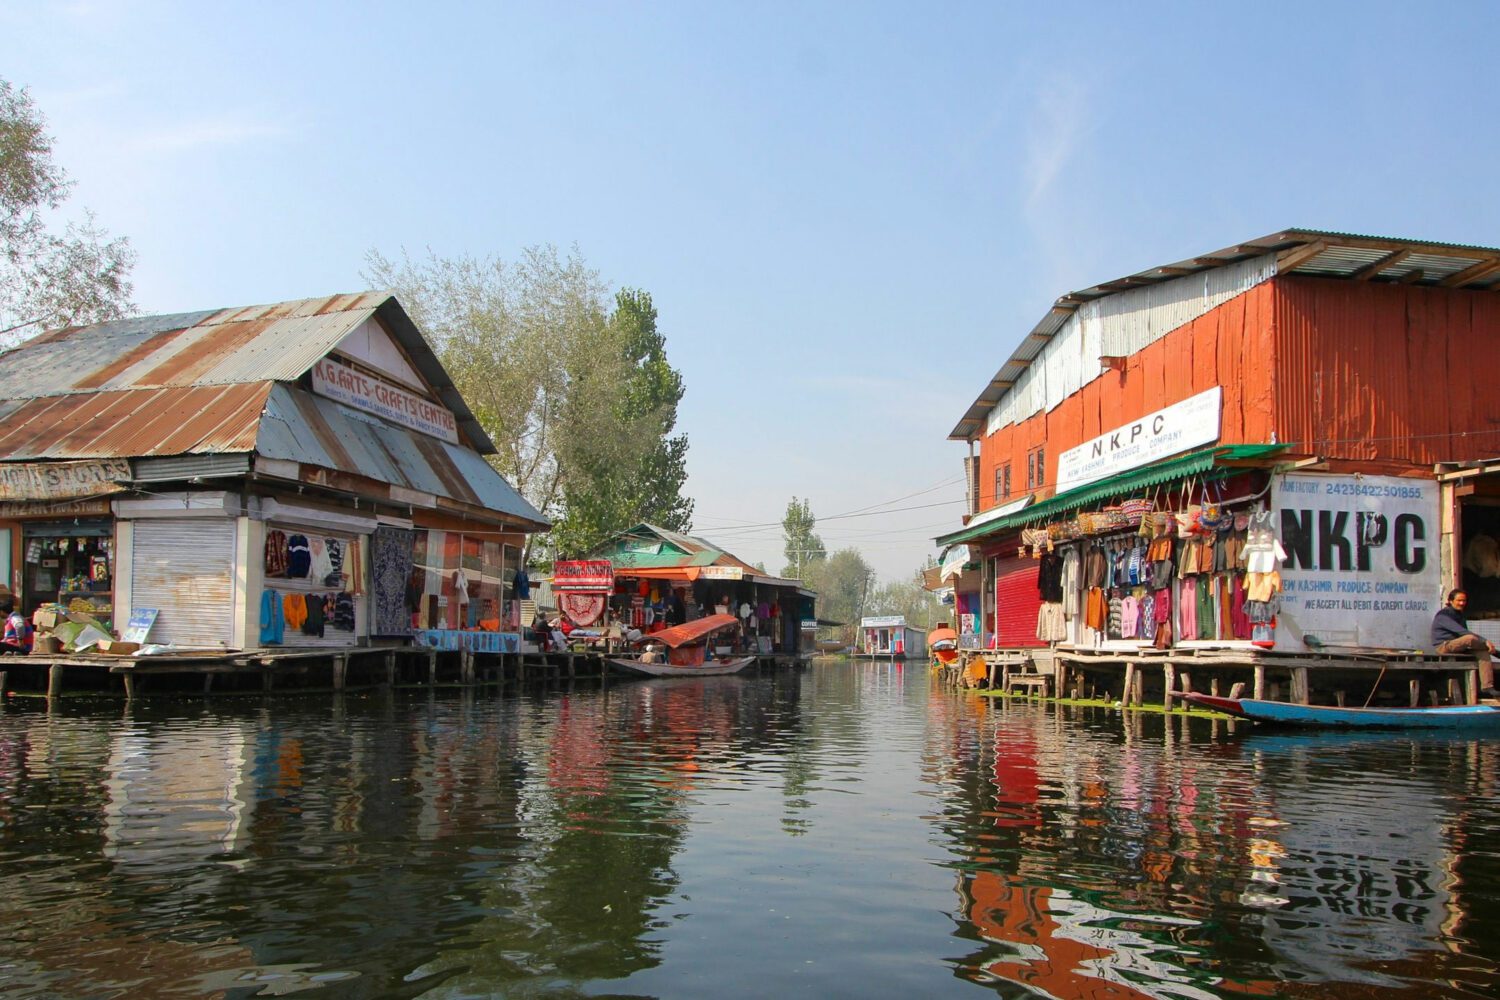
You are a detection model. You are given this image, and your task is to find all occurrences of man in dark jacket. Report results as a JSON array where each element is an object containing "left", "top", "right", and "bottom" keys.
[{"left": 1432, "top": 589, "right": 1500, "bottom": 697}]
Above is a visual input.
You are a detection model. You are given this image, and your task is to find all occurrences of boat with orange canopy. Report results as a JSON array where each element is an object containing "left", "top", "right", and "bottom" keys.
[
  {"left": 927, "top": 626, "right": 959, "bottom": 665},
  {"left": 608, "top": 614, "right": 757, "bottom": 678}
]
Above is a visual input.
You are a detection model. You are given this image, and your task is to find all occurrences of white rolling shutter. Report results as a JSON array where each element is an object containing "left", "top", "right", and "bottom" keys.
[{"left": 130, "top": 519, "right": 237, "bottom": 648}]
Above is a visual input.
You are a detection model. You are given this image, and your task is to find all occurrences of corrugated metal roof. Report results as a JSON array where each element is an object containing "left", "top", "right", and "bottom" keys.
[
  {"left": 0, "top": 292, "right": 496, "bottom": 455},
  {"left": 255, "top": 385, "right": 547, "bottom": 527},
  {"left": 0, "top": 384, "right": 271, "bottom": 459},
  {"left": 950, "top": 229, "right": 1500, "bottom": 440}
]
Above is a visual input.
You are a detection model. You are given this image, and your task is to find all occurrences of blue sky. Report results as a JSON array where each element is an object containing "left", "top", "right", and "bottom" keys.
[{"left": 7, "top": 2, "right": 1500, "bottom": 581}]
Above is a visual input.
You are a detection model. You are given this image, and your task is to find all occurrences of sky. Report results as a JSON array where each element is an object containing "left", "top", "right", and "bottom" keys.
[{"left": 6, "top": 2, "right": 1500, "bottom": 582}]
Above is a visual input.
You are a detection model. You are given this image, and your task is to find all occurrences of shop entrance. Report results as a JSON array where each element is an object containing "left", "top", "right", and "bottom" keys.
[{"left": 22, "top": 519, "right": 113, "bottom": 626}]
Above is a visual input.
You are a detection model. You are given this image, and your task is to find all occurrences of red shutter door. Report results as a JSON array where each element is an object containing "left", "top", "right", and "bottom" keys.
[{"left": 994, "top": 556, "right": 1043, "bottom": 648}]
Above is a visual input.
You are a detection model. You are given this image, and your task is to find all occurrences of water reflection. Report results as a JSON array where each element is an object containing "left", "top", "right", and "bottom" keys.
[
  {"left": 0, "top": 668, "right": 1497, "bottom": 998},
  {"left": 935, "top": 700, "right": 1500, "bottom": 998}
]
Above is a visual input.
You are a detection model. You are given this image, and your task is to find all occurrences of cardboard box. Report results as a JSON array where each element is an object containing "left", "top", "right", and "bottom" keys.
[
  {"left": 32, "top": 609, "right": 61, "bottom": 631},
  {"left": 95, "top": 640, "right": 140, "bottom": 656}
]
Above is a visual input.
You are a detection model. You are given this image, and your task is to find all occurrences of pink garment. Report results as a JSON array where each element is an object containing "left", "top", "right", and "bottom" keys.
[
  {"left": 1120, "top": 596, "right": 1139, "bottom": 638},
  {"left": 1230, "top": 574, "right": 1250, "bottom": 639},
  {"left": 1178, "top": 578, "right": 1196, "bottom": 639},
  {"left": 1153, "top": 587, "right": 1172, "bottom": 623}
]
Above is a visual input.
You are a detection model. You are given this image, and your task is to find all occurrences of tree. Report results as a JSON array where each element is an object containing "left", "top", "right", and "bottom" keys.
[
  {"left": 549, "top": 289, "right": 693, "bottom": 555},
  {"left": 1, "top": 76, "right": 134, "bottom": 342},
  {"left": 363, "top": 248, "right": 693, "bottom": 560},
  {"left": 801, "top": 547, "right": 873, "bottom": 643},
  {"left": 781, "top": 497, "right": 826, "bottom": 578},
  {"left": 867, "top": 561, "right": 944, "bottom": 631}
]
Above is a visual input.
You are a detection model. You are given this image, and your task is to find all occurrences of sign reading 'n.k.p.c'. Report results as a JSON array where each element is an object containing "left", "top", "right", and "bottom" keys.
[
  {"left": 312, "top": 358, "right": 459, "bottom": 444},
  {"left": 1055, "top": 386, "right": 1222, "bottom": 492}
]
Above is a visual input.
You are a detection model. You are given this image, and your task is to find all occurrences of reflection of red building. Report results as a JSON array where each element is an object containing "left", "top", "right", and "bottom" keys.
[
  {"left": 990, "top": 724, "right": 1041, "bottom": 829},
  {"left": 958, "top": 869, "right": 1277, "bottom": 999}
]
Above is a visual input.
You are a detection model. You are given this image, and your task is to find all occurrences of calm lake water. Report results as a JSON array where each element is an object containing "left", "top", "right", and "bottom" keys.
[{"left": 2, "top": 660, "right": 1499, "bottom": 999}]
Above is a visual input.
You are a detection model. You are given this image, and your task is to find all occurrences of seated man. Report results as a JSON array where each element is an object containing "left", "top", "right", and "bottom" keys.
[{"left": 1432, "top": 589, "right": 1500, "bottom": 697}]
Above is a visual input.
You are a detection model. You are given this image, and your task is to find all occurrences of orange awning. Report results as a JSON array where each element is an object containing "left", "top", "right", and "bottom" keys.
[{"left": 649, "top": 614, "right": 739, "bottom": 648}]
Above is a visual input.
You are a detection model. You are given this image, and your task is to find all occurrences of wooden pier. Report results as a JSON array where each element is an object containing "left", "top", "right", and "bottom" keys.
[
  {"left": 0, "top": 647, "right": 808, "bottom": 700},
  {"left": 944, "top": 646, "right": 1482, "bottom": 709}
]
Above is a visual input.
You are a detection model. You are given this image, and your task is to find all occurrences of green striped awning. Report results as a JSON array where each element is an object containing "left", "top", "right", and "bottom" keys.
[{"left": 934, "top": 443, "right": 1288, "bottom": 548}]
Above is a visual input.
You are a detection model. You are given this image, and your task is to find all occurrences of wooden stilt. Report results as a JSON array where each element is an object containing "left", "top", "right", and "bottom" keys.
[
  {"left": 386, "top": 651, "right": 396, "bottom": 687},
  {"left": 1180, "top": 671, "right": 1193, "bottom": 695},
  {"left": 47, "top": 663, "right": 64, "bottom": 699},
  {"left": 1409, "top": 678, "right": 1421, "bottom": 707},
  {"left": 122, "top": 672, "right": 135, "bottom": 701},
  {"left": 333, "top": 655, "right": 347, "bottom": 691},
  {"left": 427, "top": 650, "right": 437, "bottom": 687},
  {"left": 1334, "top": 690, "right": 1345, "bottom": 707},
  {"left": 1210, "top": 677, "right": 1220, "bottom": 697},
  {"left": 1123, "top": 663, "right": 1136, "bottom": 706},
  {"left": 262, "top": 671, "right": 274, "bottom": 692},
  {"left": 1466, "top": 667, "right": 1479, "bottom": 706},
  {"left": 1228, "top": 681, "right": 1246, "bottom": 699},
  {"left": 203, "top": 673, "right": 214, "bottom": 694},
  {"left": 0, "top": 670, "right": 7, "bottom": 696},
  {"left": 1162, "top": 664, "right": 1176, "bottom": 711},
  {"left": 1291, "top": 667, "right": 1308, "bottom": 705},
  {"left": 1253, "top": 664, "right": 1266, "bottom": 700},
  {"left": 1133, "top": 666, "right": 1144, "bottom": 706}
]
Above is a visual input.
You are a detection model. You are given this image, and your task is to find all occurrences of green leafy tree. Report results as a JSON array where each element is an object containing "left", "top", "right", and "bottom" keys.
[
  {"left": 781, "top": 497, "right": 826, "bottom": 578},
  {"left": 801, "top": 547, "right": 873, "bottom": 643},
  {"left": 550, "top": 289, "right": 693, "bottom": 555},
  {"left": 1, "top": 76, "right": 134, "bottom": 343},
  {"left": 364, "top": 249, "right": 693, "bottom": 560},
  {"left": 867, "top": 559, "right": 944, "bottom": 631}
]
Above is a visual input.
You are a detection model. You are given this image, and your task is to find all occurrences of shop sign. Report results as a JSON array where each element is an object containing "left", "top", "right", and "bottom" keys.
[
  {"left": 699, "top": 566, "right": 745, "bottom": 581},
  {"left": 0, "top": 498, "right": 113, "bottom": 518},
  {"left": 552, "top": 559, "right": 613, "bottom": 591},
  {"left": 0, "top": 459, "right": 132, "bottom": 501},
  {"left": 861, "top": 615, "right": 905, "bottom": 628},
  {"left": 940, "top": 544, "right": 972, "bottom": 581},
  {"left": 1056, "top": 386, "right": 1222, "bottom": 492},
  {"left": 311, "top": 358, "right": 459, "bottom": 444},
  {"left": 1273, "top": 473, "right": 1439, "bottom": 650}
]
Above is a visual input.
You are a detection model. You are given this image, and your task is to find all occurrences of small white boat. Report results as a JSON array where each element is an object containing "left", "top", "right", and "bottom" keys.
[{"left": 607, "top": 613, "right": 755, "bottom": 679}]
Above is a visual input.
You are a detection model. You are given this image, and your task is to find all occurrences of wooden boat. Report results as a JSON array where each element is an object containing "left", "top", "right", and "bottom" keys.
[
  {"left": 815, "top": 639, "right": 848, "bottom": 654},
  {"left": 927, "top": 626, "right": 958, "bottom": 666},
  {"left": 608, "top": 614, "right": 755, "bottom": 678},
  {"left": 1180, "top": 691, "right": 1500, "bottom": 730}
]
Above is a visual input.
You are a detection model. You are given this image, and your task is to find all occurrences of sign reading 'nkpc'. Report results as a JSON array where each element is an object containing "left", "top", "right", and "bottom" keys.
[
  {"left": 1055, "top": 386, "right": 1222, "bottom": 492},
  {"left": 312, "top": 358, "right": 459, "bottom": 444}
]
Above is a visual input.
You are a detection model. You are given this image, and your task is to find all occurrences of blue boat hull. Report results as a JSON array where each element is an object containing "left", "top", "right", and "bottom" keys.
[{"left": 1181, "top": 692, "right": 1500, "bottom": 730}]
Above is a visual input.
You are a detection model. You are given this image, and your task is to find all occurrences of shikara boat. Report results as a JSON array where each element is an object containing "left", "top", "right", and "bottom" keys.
[
  {"left": 1180, "top": 691, "right": 1500, "bottom": 730},
  {"left": 927, "top": 626, "right": 959, "bottom": 666},
  {"left": 608, "top": 614, "right": 756, "bottom": 678}
]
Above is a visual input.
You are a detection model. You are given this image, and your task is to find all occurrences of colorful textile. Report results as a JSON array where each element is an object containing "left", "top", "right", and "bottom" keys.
[
  {"left": 560, "top": 591, "right": 606, "bottom": 626},
  {"left": 371, "top": 526, "right": 415, "bottom": 636},
  {"left": 265, "top": 530, "right": 288, "bottom": 577},
  {"left": 260, "top": 589, "right": 285, "bottom": 645}
]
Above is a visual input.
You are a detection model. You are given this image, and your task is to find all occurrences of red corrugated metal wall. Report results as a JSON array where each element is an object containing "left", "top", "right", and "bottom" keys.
[
  {"left": 976, "top": 282, "right": 1280, "bottom": 506},
  {"left": 993, "top": 557, "right": 1043, "bottom": 648},
  {"left": 1273, "top": 277, "right": 1500, "bottom": 467}
]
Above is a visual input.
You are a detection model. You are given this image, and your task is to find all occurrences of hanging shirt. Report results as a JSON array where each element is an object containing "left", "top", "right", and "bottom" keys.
[{"left": 260, "top": 590, "right": 285, "bottom": 645}]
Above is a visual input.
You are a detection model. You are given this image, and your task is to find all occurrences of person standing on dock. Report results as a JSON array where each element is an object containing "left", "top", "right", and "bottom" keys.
[{"left": 1432, "top": 589, "right": 1500, "bottom": 698}]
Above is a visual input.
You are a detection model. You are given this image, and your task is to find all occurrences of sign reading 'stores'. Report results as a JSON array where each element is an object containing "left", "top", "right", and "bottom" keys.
[{"left": 312, "top": 358, "right": 459, "bottom": 444}]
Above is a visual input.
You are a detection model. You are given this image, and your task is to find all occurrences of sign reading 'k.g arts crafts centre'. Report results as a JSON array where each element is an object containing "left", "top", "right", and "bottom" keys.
[
  {"left": 1055, "top": 386, "right": 1223, "bottom": 492},
  {"left": 312, "top": 357, "right": 459, "bottom": 444}
]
